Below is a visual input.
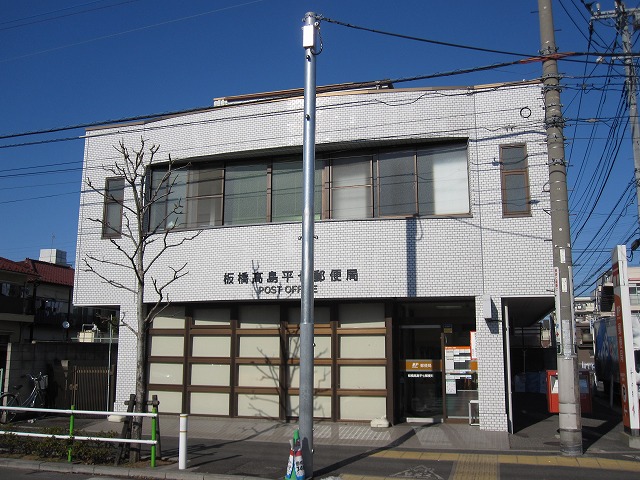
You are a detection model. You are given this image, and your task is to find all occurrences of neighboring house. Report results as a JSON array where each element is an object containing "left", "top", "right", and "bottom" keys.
[
  {"left": 0, "top": 249, "right": 119, "bottom": 344},
  {"left": 1, "top": 249, "right": 119, "bottom": 408},
  {"left": 74, "top": 80, "right": 555, "bottom": 432},
  {"left": 21, "top": 256, "right": 74, "bottom": 342},
  {"left": 0, "top": 257, "right": 37, "bottom": 344},
  {"left": 0, "top": 250, "right": 76, "bottom": 344}
]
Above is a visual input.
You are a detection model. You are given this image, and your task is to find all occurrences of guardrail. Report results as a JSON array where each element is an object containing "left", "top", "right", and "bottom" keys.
[{"left": 0, "top": 406, "right": 159, "bottom": 467}]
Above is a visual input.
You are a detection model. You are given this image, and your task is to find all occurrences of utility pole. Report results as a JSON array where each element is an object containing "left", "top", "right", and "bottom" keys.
[
  {"left": 592, "top": 1, "right": 640, "bottom": 230},
  {"left": 538, "top": 0, "right": 583, "bottom": 456},
  {"left": 300, "top": 11, "right": 320, "bottom": 478}
]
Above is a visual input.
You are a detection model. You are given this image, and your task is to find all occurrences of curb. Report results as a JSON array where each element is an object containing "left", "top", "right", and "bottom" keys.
[{"left": 0, "top": 457, "right": 270, "bottom": 480}]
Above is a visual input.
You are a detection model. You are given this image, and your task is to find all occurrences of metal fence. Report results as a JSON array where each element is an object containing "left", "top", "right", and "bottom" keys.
[
  {"left": 69, "top": 365, "right": 115, "bottom": 411},
  {"left": 0, "top": 406, "right": 159, "bottom": 467}
]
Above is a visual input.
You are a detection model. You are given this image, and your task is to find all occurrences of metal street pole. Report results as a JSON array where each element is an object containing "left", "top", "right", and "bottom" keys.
[
  {"left": 538, "top": 0, "right": 582, "bottom": 456},
  {"left": 300, "top": 11, "right": 319, "bottom": 478}
]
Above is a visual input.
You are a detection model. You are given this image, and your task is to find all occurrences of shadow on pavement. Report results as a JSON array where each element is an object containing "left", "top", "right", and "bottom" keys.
[{"left": 313, "top": 424, "right": 420, "bottom": 478}]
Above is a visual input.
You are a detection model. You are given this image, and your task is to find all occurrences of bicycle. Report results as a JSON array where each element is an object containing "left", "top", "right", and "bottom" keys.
[{"left": 0, "top": 372, "right": 48, "bottom": 424}]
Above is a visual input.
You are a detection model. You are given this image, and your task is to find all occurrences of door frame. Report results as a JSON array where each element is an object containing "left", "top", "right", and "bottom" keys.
[{"left": 396, "top": 323, "right": 446, "bottom": 423}]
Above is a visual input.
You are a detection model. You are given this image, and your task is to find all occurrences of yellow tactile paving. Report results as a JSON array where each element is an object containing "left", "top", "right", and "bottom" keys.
[
  {"left": 497, "top": 454, "right": 519, "bottom": 464},
  {"left": 534, "top": 455, "right": 560, "bottom": 466},
  {"left": 450, "top": 453, "right": 499, "bottom": 480},
  {"left": 374, "top": 450, "right": 640, "bottom": 473},
  {"left": 554, "top": 456, "right": 580, "bottom": 467},
  {"left": 437, "top": 452, "right": 461, "bottom": 461},
  {"left": 576, "top": 457, "right": 604, "bottom": 469},
  {"left": 399, "top": 451, "right": 423, "bottom": 460}
]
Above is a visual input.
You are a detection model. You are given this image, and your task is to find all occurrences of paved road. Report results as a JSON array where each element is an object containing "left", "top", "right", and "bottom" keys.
[
  {"left": 2, "top": 457, "right": 640, "bottom": 480},
  {"left": 157, "top": 437, "right": 640, "bottom": 479}
]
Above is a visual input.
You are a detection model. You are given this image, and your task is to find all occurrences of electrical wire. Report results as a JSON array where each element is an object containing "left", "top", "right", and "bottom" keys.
[
  {"left": 0, "top": 0, "right": 265, "bottom": 63},
  {"left": 0, "top": 0, "right": 142, "bottom": 32}
]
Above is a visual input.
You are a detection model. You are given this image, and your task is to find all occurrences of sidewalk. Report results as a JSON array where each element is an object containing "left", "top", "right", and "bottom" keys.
[{"left": 1, "top": 399, "right": 639, "bottom": 479}]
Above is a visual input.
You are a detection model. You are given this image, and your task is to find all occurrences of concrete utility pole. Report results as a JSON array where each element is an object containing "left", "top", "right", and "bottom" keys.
[
  {"left": 592, "top": 1, "right": 640, "bottom": 230},
  {"left": 300, "top": 11, "right": 320, "bottom": 478},
  {"left": 538, "top": 0, "right": 583, "bottom": 456}
]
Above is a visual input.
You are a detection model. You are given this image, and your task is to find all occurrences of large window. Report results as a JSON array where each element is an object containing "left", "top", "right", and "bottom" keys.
[
  {"left": 331, "top": 143, "right": 470, "bottom": 219},
  {"left": 330, "top": 155, "right": 374, "bottom": 219},
  {"left": 500, "top": 144, "right": 531, "bottom": 217},
  {"left": 146, "top": 142, "right": 471, "bottom": 233},
  {"left": 102, "top": 177, "right": 124, "bottom": 238},
  {"left": 186, "top": 167, "right": 223, "bottom": 228},
  {"left": 417, "top": 144, "right": 469, "bottom": 215},
  {"left": 149, "top": 170, "right": 187, "bottom": 231},
  {"left": 377, "top": 151, "right": 415, "bottom": 217},
  {"left": 271, "top": 160, "right": 322, "bottom": 222},
  {"left": 224, "top": 164, "right": 267, "bottom": 225}
]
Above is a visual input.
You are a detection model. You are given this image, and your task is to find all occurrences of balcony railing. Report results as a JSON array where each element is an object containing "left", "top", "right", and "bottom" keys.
[{"left": 0, "top": 296, "right": 34, "bottom": 315}]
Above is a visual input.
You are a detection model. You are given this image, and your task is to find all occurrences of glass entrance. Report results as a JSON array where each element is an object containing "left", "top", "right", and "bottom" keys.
[{"left": 398, "top": 325, "right": 443, "bottom": 421}]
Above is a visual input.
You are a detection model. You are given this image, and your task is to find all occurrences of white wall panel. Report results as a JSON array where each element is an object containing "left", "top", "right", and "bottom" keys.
[
  {"left": 237, "top": 394, "right": 279, "bottom": 417},
  {"left": 190, "top": 392, "right": 229, "bottom": 415},
  {"left": 192, "top": 336, "right": 230, "bottom": 357},
  {"left": 340, "top": 396, "right": 385, "bottom": 421},
  {"left": 191, "top": 364, "right": 230, "bottom": 386}
]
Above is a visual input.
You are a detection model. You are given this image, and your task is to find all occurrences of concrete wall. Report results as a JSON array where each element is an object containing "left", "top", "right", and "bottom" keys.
[{"left": 3, "top": 342, "right": 116, "bottom": 409}]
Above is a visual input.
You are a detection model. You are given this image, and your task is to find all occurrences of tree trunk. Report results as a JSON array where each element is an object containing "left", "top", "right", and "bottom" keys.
[{"left": 130, "top": 278, "right": 147, "bottom": 463}]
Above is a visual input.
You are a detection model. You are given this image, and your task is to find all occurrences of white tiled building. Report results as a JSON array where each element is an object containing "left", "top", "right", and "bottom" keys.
[{"left": 74, "top": 81, "right": 554, "bottom": 431}]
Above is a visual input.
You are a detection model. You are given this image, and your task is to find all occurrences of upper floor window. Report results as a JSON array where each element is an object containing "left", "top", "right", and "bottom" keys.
[
  {"left": 224, "top": 164, "right": 267, "bottom": 225},
  {"left": 146, "top": 142, "right": 471, "bottom": 233},
  {"left": 330, "top": 155, "right": 374, "bottom": 219},
  {"left": 186, "top": 167, "right": 223, "bottom": 228},
  {"left": 330, "top": 143, "right": 470, "bottom": 219},
  {"left": 500, "top": 144, "right": 531, "bottom": 217},
  {"left": 102, "top": 177, "right": 125, "bottom": 238},
  {"left": 271, "top": 160, "right": 322, "bottom": 222},
  {"left": 149, "top": 170, "right": 186, "bottom": 231},
  {"left": 417, "top": 144, "right": 469, "bottom": 215}
]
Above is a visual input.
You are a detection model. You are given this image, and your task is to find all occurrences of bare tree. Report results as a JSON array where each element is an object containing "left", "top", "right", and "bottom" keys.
[{"left": 84, "top": 138, "right": 198, "bottom": 461}]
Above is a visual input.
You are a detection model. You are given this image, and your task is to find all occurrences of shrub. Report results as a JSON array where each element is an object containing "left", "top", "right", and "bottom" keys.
[{"left": 0, "top": 427, "right": 119, "bottom": 464}]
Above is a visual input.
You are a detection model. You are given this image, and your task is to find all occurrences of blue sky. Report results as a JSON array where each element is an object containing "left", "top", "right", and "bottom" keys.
[{"left": 0, "top": 0, "right": 637, "bottom": 295}]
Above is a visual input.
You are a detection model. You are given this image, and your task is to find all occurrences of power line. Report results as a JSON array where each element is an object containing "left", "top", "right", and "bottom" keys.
[
  {"left": 320, "top": 16, "right": 535, "bottom": 58},
  {"left": 1, "top": 0, "right": 265, "bottom": 63},
  {"left": 0, "top": 0, "right": 142, "bottom": 32},
  {"left": 0, "top": 55, "right": 609, "bottom": 147}
]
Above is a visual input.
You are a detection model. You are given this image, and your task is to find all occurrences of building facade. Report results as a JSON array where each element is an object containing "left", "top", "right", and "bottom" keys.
[{"left": 74, "top": 81, "right": 554, "bottom": 431}]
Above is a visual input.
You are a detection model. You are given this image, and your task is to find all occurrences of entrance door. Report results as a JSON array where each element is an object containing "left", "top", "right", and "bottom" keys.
[{"left": 398, "top": 325, "right": 444, "bottom": 422}]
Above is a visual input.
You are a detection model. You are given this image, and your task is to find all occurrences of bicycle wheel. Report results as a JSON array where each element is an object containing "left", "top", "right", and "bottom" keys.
[{"left": 0, "top": 393, "right": 18, "bottom": 424}]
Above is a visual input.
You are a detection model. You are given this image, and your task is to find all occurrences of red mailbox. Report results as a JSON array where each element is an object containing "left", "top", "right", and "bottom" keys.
[
  {"left": 546, "top": 369, "right": 592, "bottom": 414},
  {"left": 579, "top": 371, "right": 593, "bottom": 414},
  {"left": 546, "top": 370, "right": 559, "bottom": 413}
]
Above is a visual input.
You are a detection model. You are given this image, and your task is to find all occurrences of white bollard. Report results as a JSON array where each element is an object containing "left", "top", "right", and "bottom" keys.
[{"left": 179, "top": 413, "right": 188, "bottom": 470}]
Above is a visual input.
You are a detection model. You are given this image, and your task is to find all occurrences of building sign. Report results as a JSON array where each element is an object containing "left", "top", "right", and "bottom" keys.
[
  {"left": 612, "top": 245, "right": 640, "bottom": 435},
  {"left": 404, "top": 359, "right": 442, "bottom": 378},
  {"left": 222, "top": 267, "right": 359, "bottom": 296}
]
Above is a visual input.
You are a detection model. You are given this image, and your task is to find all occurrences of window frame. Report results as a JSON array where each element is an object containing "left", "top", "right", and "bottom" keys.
[
  {"left": 148, "top": 168, "right": 187, "bottom": 232},
  {"left": 145, "top": 142, "right": 473, "bottom": 233},
  {"left": 102, "top": 177, "right": 125, "bottom": 239},
  {"left": 500, "top": 144, "right": 532, "bottom": 217},
  {"left": 185, "top": 165, "right": 224, "bottom": 229},
  {"left": 328, "top": 153, "right": 375, "bottom": 220}
]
